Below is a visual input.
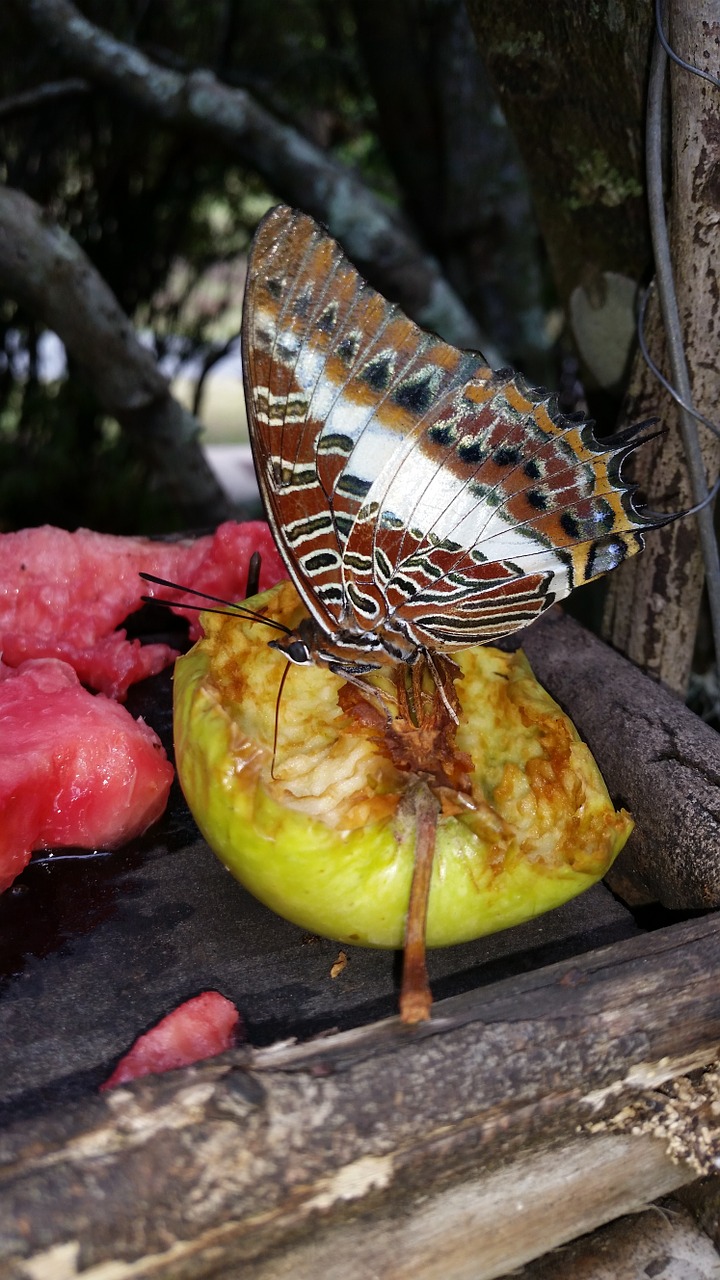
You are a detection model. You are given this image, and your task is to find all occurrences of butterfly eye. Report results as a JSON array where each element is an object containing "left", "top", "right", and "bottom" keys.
[{"left": 285, "top": 640, "right": 311, "bottom": 665}]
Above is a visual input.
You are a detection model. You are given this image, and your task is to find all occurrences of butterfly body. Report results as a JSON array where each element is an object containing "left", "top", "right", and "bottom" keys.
[{"left": 242, "top": 206, "right": 664, "bottom": 685}]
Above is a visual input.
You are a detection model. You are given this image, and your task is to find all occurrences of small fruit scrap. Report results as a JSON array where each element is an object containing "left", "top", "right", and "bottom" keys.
[
  {"left": 0, "top": 520, "right": 284, "bottom": 699},
  {"left": 0, "top": 657, "right": 173, "bottom": 894},
  {"left": 101, "top": 991, "right": 242, "bottom": 1090}
]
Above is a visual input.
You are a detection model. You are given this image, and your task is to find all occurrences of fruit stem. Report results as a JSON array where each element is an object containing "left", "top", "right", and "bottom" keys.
[{"left": 399, "top": 782, "right": 439, "bottom": 1025}]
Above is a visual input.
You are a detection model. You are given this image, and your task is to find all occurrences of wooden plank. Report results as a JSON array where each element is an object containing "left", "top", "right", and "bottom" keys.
[
  {"left": 2, "top": 914, "right": 720, "bottom": 1280},
  {"left": 232, "top": 1134, "right": 694, "bottom": 1280},
  {"left": 12, "top": 1133, "right": 692, "bottom": 1280},
  {"left": 508, "top": 1196, "right": 720, "bottom": 1280},
  {"left": 520, "top": 609, "right": 720, "bottom": 908}
]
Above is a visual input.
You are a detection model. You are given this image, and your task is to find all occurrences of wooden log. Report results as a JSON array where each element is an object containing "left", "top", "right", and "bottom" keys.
[
  {"left": 2, "top": 915, "right": 720, "bottom": 1279},
  {"left": 519, "top": 609, "right": 720, "bottom": 908},
  {"left": 0, "top": 1136, "right": 694, "bottom": 1280},
  {"left": 508, "top": 1198, "right": 720, "bottom": 1279}
]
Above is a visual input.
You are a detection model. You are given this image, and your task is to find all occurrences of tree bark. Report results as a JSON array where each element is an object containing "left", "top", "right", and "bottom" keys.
[
  {"left": 603, "top": 0, "right": 720, "bottom": 693},
  {"left": 467, "top": 0, "right": 720, "bottom": 692},
  {"left": 464, "top": 0, "right": 653, "bottom": 401},
  {"left": 352, "top": 0, "right": 545, "bottom": 373},
  {"left": 0, "top": 182, "right": 232, "bottom": 525},
  {"left": 14, "top": 0, "right": 489, "bottom": 352},
  {"left": 465, "top": 0, "right": 652, "bottom": 315}
]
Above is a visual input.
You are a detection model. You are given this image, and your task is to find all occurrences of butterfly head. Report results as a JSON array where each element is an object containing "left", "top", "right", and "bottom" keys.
[
  {"left": 269, "top": 614, "right": 385, "bottom": 682},
  {"left": 269, "top": 634, "right": 313, "bottom": 666}
]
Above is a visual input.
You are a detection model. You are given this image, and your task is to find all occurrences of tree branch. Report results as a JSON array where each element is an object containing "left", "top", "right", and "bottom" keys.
[
  {"left": 15, "top": 0, "right": 493, "bottom": 355},
  {"left": 0, "top": 77, "right": 88, "bottom": 122},
  {"left": 0, "top": 183, "right": 232, "bottom": 525}
]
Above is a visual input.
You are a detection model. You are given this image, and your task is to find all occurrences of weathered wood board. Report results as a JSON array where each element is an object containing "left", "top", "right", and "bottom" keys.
[
  {"left": 519, "top": 610, "right": 720, "bottom": 908},
  {"left": 2, "top": 914, "right": 720, "bottom": 1279},
  {"left": 511, "top": 1198, "right": 720, "bottom": 1279}
]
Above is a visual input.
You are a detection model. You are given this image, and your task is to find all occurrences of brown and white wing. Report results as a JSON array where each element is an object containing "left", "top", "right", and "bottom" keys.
[
  {"left": 241, "top": 204, "right": 488, "bottom": 635},
  {"left": 243, "top": 205, "right": 666, "bottom": 654}
]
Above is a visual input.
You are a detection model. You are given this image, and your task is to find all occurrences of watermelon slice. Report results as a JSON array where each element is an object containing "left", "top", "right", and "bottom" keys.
[
  {"left": 0, "top": 521, "right": 285, "bottom": 699},
  {"left": 0, "top": 658, "right": 174, "bottom": 893},
  {"left": 101, "top": 992, "right": 242, "bottom": 1090}
]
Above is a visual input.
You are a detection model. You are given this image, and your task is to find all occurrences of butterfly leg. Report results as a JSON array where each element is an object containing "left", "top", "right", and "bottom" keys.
[
  {"left": 423, "top": 650, "right": 462, "bottom": 726},
  {"left": 328, "top": 662, "right": 399, "bottom": 720}
]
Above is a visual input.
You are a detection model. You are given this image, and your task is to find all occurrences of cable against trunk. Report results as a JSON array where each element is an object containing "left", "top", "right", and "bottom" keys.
[{"left": 643, "top": 0, "right": 720, "bottom": 670}]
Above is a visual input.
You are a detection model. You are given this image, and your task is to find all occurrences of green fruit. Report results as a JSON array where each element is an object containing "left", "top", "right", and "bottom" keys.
[{"left": 173, "top": 580, "right": 632, "bottom": 949}]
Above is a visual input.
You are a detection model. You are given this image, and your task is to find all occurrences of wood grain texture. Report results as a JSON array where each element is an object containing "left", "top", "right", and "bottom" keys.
[
  {"left": 220, "top": 1135, "right": 692, "bottom": 1280},
  {"left": 602, "top": 0, "right": 720, "bottom": 692},
  {"left": 2, "top": 915, "right": 720, "bottom": 1279},
  {"left": 520, "top": 609, "right": 720, "bottom": 907},
  {"left": 509, "top": 1198, "right": 720, "bottom": 1279}
]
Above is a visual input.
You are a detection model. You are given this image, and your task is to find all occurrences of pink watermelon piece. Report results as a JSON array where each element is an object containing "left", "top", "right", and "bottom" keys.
[
  {"left": 0, "top": 520, "right": 285, "bottom": 699},
  {"left": 101, "top": 992, "right": 242, "bottom": 1090},
  {"left": 0, "top": 658, "right": 174, "bottom": 893}
]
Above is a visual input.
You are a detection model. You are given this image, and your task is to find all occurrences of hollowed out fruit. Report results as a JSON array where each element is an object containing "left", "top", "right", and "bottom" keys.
[{"left": 173, "top": 581, "right": 632, "bottom": 949}]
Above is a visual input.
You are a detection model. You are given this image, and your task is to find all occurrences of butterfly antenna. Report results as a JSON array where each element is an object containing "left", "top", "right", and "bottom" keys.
[
  {"left": 270, "top": 660, "right": 292, "bottom": 780},
  {"left": 140, "top": 598, "right": 273, "bottom": 625},
  {"left": 138, "top": 572, "right": 292, "bottom": 635}
]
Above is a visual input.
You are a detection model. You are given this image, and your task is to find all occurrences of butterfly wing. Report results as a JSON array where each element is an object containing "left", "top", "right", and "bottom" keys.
[
  {"left": 243, "top": 205, "right": 663, "bottom": 655},
  {"left": 345, "top": 374, "right": 663, "bottom": 649},
  {"left": 242, "top": 205, "right": 488, "bottom": 636}
]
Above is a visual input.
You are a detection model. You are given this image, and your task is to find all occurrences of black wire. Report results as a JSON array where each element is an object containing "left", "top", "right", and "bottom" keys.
[
  {"left": 654, "top": 0, "right": 720, "bottom": 90},
  {"left": 641, "top": 0, "right": 720, "bottom": 666},
  {"left": 637, "top": 287, "right": 720, "bottom": 441}
]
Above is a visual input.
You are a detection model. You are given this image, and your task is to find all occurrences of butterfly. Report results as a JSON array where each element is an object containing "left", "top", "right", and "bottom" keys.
[{"left": 242, "top": 204, "right": 665, "bottom": 695}]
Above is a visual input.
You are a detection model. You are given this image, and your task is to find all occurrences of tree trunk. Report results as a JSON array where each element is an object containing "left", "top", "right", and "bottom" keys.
[
  {"left": 603, "top": 0, "right": 720, "bottom": 692},
  {"left": 465, "top": 0, "right": 652, "bottom": 314},
  {"left": 467, "top": 0, "right": 720, "bottom": 692}
]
